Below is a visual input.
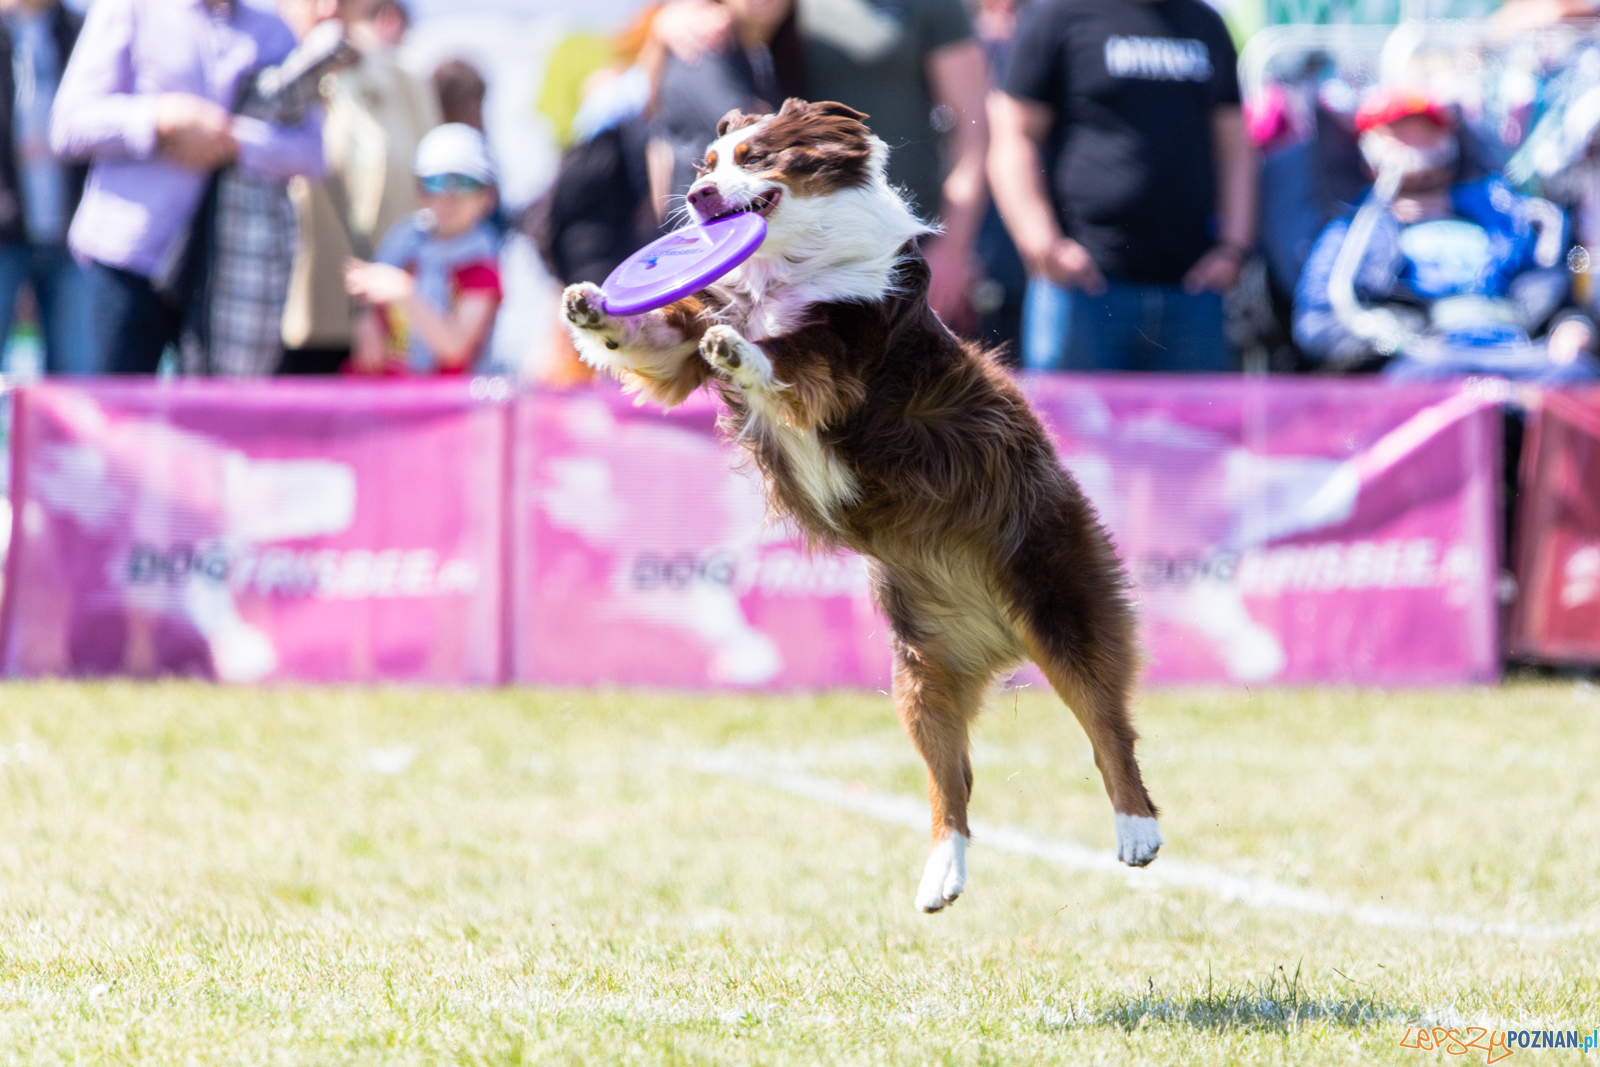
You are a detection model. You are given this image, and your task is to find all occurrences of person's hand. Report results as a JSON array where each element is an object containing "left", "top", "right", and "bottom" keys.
[
  {"left": 652, "top": 0, "right": 731, "bottom": 65},
  {"left": 1549, "top": 317, "right": 1596, "bottom": 365},
  {"left": 154, "top": 94, "right": 237, "bottom": 170},
  {"left": 1032, "top": 237, "right": 1106, "bottom": 296},
  {"left": 1182, "top": 245, "right": 1247, "bottom": 294},
  {"left": 923, "top": 237, "right": 976, "bottom": 332},
  {"left": 344, "top": 259, "right": 414, "bottom": 306}
]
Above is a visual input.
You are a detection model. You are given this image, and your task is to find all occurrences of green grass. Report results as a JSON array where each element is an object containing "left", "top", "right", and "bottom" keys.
[{"left": 0, "top": 681, "right": 1595, "bottom": 1064}]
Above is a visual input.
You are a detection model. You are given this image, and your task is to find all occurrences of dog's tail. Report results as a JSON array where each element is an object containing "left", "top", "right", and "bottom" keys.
[{"left": 1002, "top": 482, "right": 1155, "bottom": 818}]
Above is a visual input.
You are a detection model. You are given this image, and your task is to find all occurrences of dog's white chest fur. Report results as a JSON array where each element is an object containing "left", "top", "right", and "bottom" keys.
[
  {"left": 699, "top": 324, "right": 859, "bottom": 524},
  {"left": 760, "top": 417, "right": 858, "bottom": 522}
]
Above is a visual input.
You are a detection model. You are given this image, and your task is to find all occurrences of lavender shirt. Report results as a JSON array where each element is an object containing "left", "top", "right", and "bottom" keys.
[{"left": 49, "top": 0, "right": 324, "bottom": 278}]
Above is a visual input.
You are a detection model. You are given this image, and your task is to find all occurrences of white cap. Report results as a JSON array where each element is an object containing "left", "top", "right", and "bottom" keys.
[{"left": 414, "top": 123, "right": 496, "bottom": 185}]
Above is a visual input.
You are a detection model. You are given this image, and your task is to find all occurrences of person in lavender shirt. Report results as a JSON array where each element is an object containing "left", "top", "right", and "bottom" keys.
[{"left": 49, "top": 0, "right": 323, "bottom": 373}]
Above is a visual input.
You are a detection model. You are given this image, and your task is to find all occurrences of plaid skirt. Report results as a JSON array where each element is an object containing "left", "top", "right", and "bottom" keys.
[{"left": 182, "top": 170, "right": 297, "bottom": 377}]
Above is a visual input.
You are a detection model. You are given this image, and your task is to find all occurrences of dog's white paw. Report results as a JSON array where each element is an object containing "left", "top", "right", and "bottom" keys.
[
  {"left": 914, "top": 832, "right": 968, "bottom": 913},
  {"left": 700, "top": 325, "right": 773, "bottom": 388},
  {"left": 1115, "top": 813, "right": 1163, "bottom": 867},
  {"left": 562, "top": 282, "right": 611, "bottom": 333}
]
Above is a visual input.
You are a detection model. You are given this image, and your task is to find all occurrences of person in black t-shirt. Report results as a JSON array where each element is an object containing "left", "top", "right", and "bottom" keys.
[{"left": 989, "top": 0, "right": 1255, "bottom": 371}]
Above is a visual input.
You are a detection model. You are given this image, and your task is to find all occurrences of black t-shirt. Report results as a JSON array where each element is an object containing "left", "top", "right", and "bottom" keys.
[{"left": 1003, "top": 0, "right": 1240, "bottom": 284}]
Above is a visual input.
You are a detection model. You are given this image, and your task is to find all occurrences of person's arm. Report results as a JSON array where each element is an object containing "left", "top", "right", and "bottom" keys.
[
  {"left": 1182, "top": 105, "right": 1258, "bottom": 294},
  {"left": 344, "top": 259, "right": 499, "bottom": 371},
  {"left": 49, "top": 0, "right": 237, "bottom": 169},
  {"left": 402, "top": 291, "right": 498, "bottom": 370},
  {"left": 923, "top": 37, "right": 990, "bottom": 325},
  {"left": 1291, "top": 218, "right": 1369, "bottom": 365},
  {"left": 49, "top": 0, "right": 158, "bottom": 161},
  {"left": 986, "top": 90, "right": 1104, "bottom": 294},
  {"left": 231, "top": 113, "right": 325, "bottom": 180}
]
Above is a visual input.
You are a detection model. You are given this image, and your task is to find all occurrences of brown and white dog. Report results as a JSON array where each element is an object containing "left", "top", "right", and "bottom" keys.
[{"left": 561, "top": 98, "right": 1161, "bottom": 912}]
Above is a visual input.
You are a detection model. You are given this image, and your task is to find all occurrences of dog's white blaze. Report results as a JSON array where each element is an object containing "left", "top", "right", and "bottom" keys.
[
  {"left": 703, "top": 133, "right": 934, "bottom": 315},
  {"left": 1114, "top": 813, "right": 1163, "bottom": 867},
  {"left": 915, "top": 831, "right": 968, "bottom": 912}
]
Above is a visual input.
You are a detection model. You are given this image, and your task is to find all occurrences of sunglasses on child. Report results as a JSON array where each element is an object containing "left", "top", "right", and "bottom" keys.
[{"left": 420, "top": 173, "right": 488, "bottom": 195}]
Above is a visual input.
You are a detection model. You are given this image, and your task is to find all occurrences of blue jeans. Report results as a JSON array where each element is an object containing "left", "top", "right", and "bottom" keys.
[
  {"left": 0, "top": 242, "right": 93, "bottom": 374},
  {"left": 85, "top": 261, "right": 189, "bottom": 374},
  {"left": 1022, "top": 277, "right": 1234, "bottom": 372}
]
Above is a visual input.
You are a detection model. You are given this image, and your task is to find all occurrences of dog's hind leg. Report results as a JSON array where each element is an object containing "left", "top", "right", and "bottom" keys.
[
  {"left": 892, "top": 640, "right": 987, "bottom": 912},
  {"left": 1008, "top": 495, "right": 1162, "bottom": 867}
]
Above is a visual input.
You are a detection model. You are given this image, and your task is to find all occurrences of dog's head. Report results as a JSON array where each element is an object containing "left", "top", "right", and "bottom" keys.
[{"left": 686, "top": 98, "right": 881, "bottom": 228}]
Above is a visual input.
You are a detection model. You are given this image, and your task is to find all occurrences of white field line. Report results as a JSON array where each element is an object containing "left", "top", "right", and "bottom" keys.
[{"left": 684, "top": 749, "right": 1599, "bottom": 942}]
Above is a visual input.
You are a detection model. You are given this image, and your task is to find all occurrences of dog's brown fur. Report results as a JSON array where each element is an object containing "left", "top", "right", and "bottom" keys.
[{"left": 564, "top": 99, "right": 1157, "bottom": 902}]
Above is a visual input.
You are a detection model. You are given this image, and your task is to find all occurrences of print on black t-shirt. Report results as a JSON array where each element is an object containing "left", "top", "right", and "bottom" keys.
[{"left": 1003, "top": 0, "right": 1240, "bottom": 285}]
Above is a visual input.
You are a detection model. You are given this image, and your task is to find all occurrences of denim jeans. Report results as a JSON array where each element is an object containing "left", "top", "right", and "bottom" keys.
[
  {"left": 0, "top": 242, "right": 93, "bottom": 374},
  {"left": 85, "top": 260, "right": 189, "bottom": 374},
  {"left": 1022, "top": 277, "right": 1234, "bottom": 372}
]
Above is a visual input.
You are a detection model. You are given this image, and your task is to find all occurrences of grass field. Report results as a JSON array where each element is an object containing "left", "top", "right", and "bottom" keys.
[{"left": 0, "top": 680, "right": 1595, "bottom": 1065}]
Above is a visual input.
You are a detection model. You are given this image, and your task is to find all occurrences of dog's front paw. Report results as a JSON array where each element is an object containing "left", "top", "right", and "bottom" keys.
[
  {"left": 1115, "top": 813, "right": 1163, "bottom": 867},
  {"left": 914, "top": 831, "right": 968, "bottom": 913},
  {"left": 562, "top": 282, "right": 610, "bottom": 332},
  {"left": 700, "top": 325, "right": 773, "bottom": 388}
]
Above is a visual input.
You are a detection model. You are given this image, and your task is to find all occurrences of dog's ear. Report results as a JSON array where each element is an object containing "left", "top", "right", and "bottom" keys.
[
  {"left": 808, "top": 100, "right": 869, "bottom": 123},
  {"left": 776, "top": 98, "right": 870, "bottom": 124},
  {"left": 717, "top": 108, "right": 769, "bottom": 137}
]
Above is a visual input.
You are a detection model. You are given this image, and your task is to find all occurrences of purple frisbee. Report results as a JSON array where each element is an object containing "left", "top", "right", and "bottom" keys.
[{"left": 600, "top": 211, "right": 767, "bottom": 315}]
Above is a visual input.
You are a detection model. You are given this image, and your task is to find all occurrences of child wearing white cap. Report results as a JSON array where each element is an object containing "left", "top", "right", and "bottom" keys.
[{"left": 344, "top": 123, "right": 502, "bottom": 374}]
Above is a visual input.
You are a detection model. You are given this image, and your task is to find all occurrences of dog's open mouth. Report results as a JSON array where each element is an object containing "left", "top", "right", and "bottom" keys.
[{"left": 702, "top": 190, "right": 782, "bottom": 223}]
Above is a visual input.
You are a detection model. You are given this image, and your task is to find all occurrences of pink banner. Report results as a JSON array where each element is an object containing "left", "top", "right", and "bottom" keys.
[
  {"left": 510, "top": 388, "right": 891, "bottom": 689},
  {"left": 509, "top": 377, "right": 1499, "bottom": 689},
  {"left": 1509, "top": 388, "right": 1600, "bottom": 663},
  {"left": 1020, "top": 375, "right": 1501, "bottom": 685},
  {"left": 0, "top": 376, "right": 1501, "bottom": 687},
  {"left": 2, "top": 380, "right": 509, "bottom": 683}
]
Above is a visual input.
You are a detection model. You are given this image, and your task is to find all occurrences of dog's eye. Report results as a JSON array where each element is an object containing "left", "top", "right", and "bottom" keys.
[
  {"left": 695, "top": 150, "right": 717, "bottom": 176},
  {"left": 735, "top": 142, "right": 763, "bottom": 168}
]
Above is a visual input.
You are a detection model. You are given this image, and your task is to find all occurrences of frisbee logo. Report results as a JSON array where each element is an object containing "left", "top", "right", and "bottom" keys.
[
  {"left": 642, "top": 245, "right": 703, "bottom": 270},
  {"left": 640, "top": 241, "right": 710, "bottom": 268}
]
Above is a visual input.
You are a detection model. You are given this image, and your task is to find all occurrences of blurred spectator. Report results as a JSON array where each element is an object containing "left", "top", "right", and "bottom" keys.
[
  {"left": 345, "top": 123, "right": 501, "bottom": 374},
  {"left": 799, "top": 0, "right": 990, "bottom": 329},
  {"left": 279, "top": 0, "right": 438, "bottom": 376},
  {"left": 1293, "top": 89, "right": 1596, "bottom": 381},
  {"left": 0, "top": 0, "right": 88, "bottom": 375},
  {"left": 50, "top": 0, "right": 323, "bottom": 374},
  {"left": 433, "top": 58, "right": 486, "bottom": 131},
  {"left": 192, "top": 22, "right": 355, "bottom": 376},
  {"left": 990, "top": 0, "right": 1254, "bottom": 372},
  {"left": 529, "top": 5, "right": 663, "bottom": 387},
  {"left": 650, "top": 0, "right": 989, "bottom": 328},
  {"left": 970, "top": 0, "right": 1025, "bottom": 360},
  {"left": 653, "top": 0, "right": 805, "bottom": 207}
]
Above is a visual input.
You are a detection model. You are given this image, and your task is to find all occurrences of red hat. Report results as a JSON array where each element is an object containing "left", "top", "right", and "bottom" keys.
[{"left": 1353, "top": 86, "right": 1452, "bottom": 133}]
